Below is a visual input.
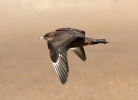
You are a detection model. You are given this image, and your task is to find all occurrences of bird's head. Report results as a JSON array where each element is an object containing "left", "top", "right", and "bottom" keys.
[{"left": 39, "top": 32, "right": 53, "bottom": 40}]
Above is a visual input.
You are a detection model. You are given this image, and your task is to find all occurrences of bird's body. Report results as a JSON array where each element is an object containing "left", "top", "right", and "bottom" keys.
[{"left": 39, "top": 28, "right": 108, "bottom": 84}]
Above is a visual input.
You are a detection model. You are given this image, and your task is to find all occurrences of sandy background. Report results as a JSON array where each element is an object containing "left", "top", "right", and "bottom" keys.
[{"left": 0, "top": 0, "right": 138, "bottom": 100}]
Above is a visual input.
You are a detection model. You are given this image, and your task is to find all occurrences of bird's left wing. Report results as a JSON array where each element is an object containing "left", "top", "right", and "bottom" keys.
[
  {"left": 48, "top": 42, "right": 69, "bottom": 84},
  {"left": 47, "top": 32, "right": 85, "bottom": 84}
]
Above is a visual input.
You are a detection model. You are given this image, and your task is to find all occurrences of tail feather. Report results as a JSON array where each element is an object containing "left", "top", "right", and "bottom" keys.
[
  {"left": 85, "top": 38, "right": 108, "bottom": 45},
  {"left": 93, "top": 39, "right": 109, "bottom": 44}
]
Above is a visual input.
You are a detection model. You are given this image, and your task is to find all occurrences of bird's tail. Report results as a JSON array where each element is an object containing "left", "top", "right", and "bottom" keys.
[{"left": 85, "top": 38, "right": 108, "bottom": 45}]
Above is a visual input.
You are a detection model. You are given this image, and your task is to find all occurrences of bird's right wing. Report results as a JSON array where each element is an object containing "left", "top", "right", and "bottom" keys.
[
  {"left": 56, "top": 28, "right": 85, "bottom": 36},
  {"left": 71, "top": 46, "right": 86, "bottom": 61}
]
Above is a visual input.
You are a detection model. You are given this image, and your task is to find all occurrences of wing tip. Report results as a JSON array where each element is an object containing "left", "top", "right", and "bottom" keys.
[{"left": 51, "top": 54, "right": 69, "bottom": 84}]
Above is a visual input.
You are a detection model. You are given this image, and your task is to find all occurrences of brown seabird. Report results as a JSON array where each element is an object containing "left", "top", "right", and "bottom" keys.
[{"left": 39, "top": 28, "right": 108, "bottom": 84}]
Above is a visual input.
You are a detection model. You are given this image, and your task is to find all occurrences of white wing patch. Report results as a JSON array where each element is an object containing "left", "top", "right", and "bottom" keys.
[{"left": 52, "top": 53, "right": 68, "bottom": 84}]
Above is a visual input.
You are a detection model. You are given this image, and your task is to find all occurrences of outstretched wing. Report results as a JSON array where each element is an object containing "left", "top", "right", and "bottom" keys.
[
  {"left": 71, "top": 46, "right": 86, "bottom": 61},
  {"left": 48, "top": 42, "right": 69, "bottom": 84}
]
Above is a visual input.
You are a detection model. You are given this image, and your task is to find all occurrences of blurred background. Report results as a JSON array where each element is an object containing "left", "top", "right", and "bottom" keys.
[{"left": 0, "top": 0, "right": 138, "bottom": 100}]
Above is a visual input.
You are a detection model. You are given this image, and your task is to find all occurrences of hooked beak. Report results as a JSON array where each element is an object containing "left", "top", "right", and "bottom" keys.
[{"left": 39, "top": 36, "right": 44, "bottom": 40}]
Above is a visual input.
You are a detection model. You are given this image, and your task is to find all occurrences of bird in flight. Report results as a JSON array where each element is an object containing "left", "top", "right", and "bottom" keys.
[{"left": 39, "top": 28, "right": 108, "bottom": 84}]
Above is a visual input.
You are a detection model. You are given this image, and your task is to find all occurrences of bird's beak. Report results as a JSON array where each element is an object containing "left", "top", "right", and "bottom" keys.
[{"left": 39, "top": 36, "right": 44, "bottom": 40}]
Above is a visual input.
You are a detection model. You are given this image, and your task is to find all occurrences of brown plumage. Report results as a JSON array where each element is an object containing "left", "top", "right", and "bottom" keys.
[{"left": 39, "top": 28, "right": 108, "bottom": 84}]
